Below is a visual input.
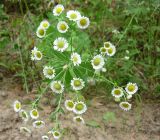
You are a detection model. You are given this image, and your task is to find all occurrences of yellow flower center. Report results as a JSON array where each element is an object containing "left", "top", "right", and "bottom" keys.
[
  {"left": 38, "top": 29, "right": 45, "bottom": 36},
  {"left": 108, "top": 48, "right": 113, "bottom": 54},
  {"left": 76, "top": 117, "right": 82, "bottom": 122},
  {"left": 36, "top": 52, "right": 42, "bottom": 58},
  {"left": 101, "top": 47, "right": 107, "bottom": 53},
  {"left": 57, "top": 41, "right": 64, "bottom": 48},
  {"left": 43, "top": 22, "right": 48, "bottom": 28},
  {"left": 54, "top": 131, "right": 60, "bottom": 136},
  {"left": 122, "top": 103, "right": 129, "bottom": 108},
  {"left": 32, "top": 110, "right": 38, "bottom": 116},
  {"left": 60, "top": 24, "right": 67, "bottom": 31},
  {"left": 54, "top": 83, "right": 61, "bottom": 90},
  {"left": 67, "top": 101, "right": 74, "bottom": 108},
  {"left": 47, "top": 69, "right": 53, "bottom": 75},
  {"left": 114, "top": 89, "right": 121, "bottom": 95},
  {"left": 36, "top": 121, "right": 42, "bottom": 126},
  {"left": 128, "top": 85, "right": 135, "bottom": 92},
  {"left": 56, "top": 7, "right": 62, "bottom": 14},
  {"left": 16, "top": 103, "right": 21, "bottom": 109},
  {"left": 70, "top": 13, "right": 77, "bottom": 19},
  {"left": 73, "top": 56, "right": 78, "bottom": 62},
  {"left": 74, "top": 80, "right": 81, "bottom": 87},
  {"left": 75, "top": 103, "right": 84, "bottom": 111},
  {"left": 80, "top": 18, "right": 87, "bottom": 26},
  {"left": 93, "top": 58, "right": 101, "bottom": 66},
  {"left": 104, "top": 42, "right": 110, "bottom": 48}
]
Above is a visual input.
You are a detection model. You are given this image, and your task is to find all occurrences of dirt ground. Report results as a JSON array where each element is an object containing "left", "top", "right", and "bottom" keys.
[{"left": 0, "top": 78, "right": 160, "bottom": 140}]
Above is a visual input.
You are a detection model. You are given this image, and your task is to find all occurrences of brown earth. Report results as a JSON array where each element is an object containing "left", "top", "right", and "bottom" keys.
[{"left": 0, "top": 78, "right": 160, "bottom": 140}]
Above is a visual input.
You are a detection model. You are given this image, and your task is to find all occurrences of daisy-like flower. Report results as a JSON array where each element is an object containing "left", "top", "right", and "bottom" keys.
[
  {"left": 43, "top": 66, "right": 56, "bottom": 79},
  {"left": 19, "top": 110, "right": 29, "bottom": 122},
  {"left": 106, "top": 44, "right": 116, "bottom": 56},
  {"left": 53, "top": 4, "right": 64, "bottom": 16},
  {"left": 100, "top": 47, "right": 107, "bottom": 54},
  {"left": 40, "top": 20, "right": 50, "bottom": 30},
  {"left": 53, "top": 37, "right": 68, "bottom": 52},
  {"left": 66, "top": 10, "right": 81, "bottom": 21},
  {"left": 13, "top": 100, "right": 21, "bottom": 112},
  {"left": 20, "top": 127, "right": 31, "bottom": 136},
  {"left": 52, "top": 130, "right": 61, "bottom": 139},
  {"left": 34, "top": 51, "right": 43, "bottom": 60},
  {"left": 104, "top": 42, "right": 112, "bottom": 49},
  {"left": 111, "top": 87, "right": 124, "bottom": 98},
  {"left": 73, "top": 116, "right": 85, "bottom": 124},
  {"left": 30, "top": 109, "right": 39, "bottom": 119},
  {"left": 77, "top": 16, "right": 90, "bottom": 29},
  {"left": 119, "top": 102, "right": 132, "bottom": 111},
  {"left": 125, "top": 82, "right": 138, "bottom": 95},
  {"left": 70, "top": 52, "right": 81, "bottom": 66},
  {"left": 36, "top": 27, "right": 46, "bottom": 38},
  {"left": 73, "top": 101, "right": 87, "bottom": 115},
  {"left": 71, "top": 78, "right": 85, "bottom": 91},
  {"left": 91, "top": 55, "right": 105, "bottom": 70},
  {"left": 42, "top": 135, "right": 49, "bottom": 140},
  {"left": 57, "top": 21, "right": 69, "bottom": 33},
  {"left": 33, "top": 120, "right": 45, "bottom": 128},
  {"left": 64, "top": 100, "right": 74, "bottom": 111},
  {"left": 31, "top": 47, "right": 38, "bottom": 61},
  {"left": 50, "top": 81, "right": 64, "bottom": 94}
]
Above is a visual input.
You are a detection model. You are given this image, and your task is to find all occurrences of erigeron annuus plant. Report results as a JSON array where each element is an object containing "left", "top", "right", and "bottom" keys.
[{"left": 13, "top": 3, "right": 139, "bottom": 139}]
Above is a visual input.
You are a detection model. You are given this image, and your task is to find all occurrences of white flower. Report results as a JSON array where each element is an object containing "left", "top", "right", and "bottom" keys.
[
  {"left": 73, "top": 101, "right": 87, "bottom": 114},
  {"left": 43, "top": 66, "right": 56, "bottom": 79},
  {"left": 112, "top": 29, "right": 120, "bottom": 34},
  {"left": 104, "top": 42, "right": 112, "bottom": 49},
  {"left": 125, "top": 82, "right": 138, "bottom": 95},
  {"left": 50, "top": 81, "right": 64, "bottom": 94},
  {"left": 106, "top": 44, "right": 116, "bottom": 56},
  {"left": 30, "top": 109, "right": 39, "bottom": 119},
  {"left": 53, "top": 37, "right": 68, "bottom": 52},
  {"left": 31, "top": 47, "right": 43, "bottom": 61},
  {"left": 42, "top": 135, "right": 49, "bottom": 140},
  {"left": 73, "top": 116, "right": 85, "bottom": 124},
  {"left": 52, "top": 131, "right": 61, "bottom": 139},
  {"left": 20, "top": 127, "right": 31, "bottom": 136},
  {"left": 111, "top": 87, "right": 124, "bottom": 98},
  {"left": 91, "top": 55, "right": 105, "bottom": 70},
  {"left": 101, "top": 67, "right": 107, "bottom": 72},
  {"left": 66, "top": 10, "right": 81, "bottom": 21},
  {"left": 53, "top": 4, "right": 64, "bottom": 16},
  {"left": 40, "top": 20, "right": 50, "bottom": 30},
  {"left": 57, "top": 21, "right": 69, "bottom": 33},
  {"left": 100, "top": 47, "right": 107, "bottom": 54},
  {"left": 77, "top": 16, "right": 90, "bottom": 29},
  {"left": 124, "top": 56, "right": 130, "bottom": 60},
  {"left": 71, "top": 78, "right": 85, "bottom": 91},
  {"left": 19, "top": 110, "right": 29, "bottom": 122},
  {"left": 119, "top": 102, "right": 132, "bottom": 111},
  {"left": 64, "top": 100, "right": 74, "bottom": 111},
  {"left": 33, "top": 120, "right": 45, "bottom": 128},
  {"left": 36, "top": 27, "right": 46, "bottom": 38},
  {"left": 13, "top": 100, "right": 21, "bottom": 112},
  {"left": 71, "top": 52, "right": 81, "bottom": 66}
]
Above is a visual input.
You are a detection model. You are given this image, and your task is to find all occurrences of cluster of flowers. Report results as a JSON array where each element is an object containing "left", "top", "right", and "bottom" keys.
[
  {"left": 13, "top": 100, "right": 61, "bottom": 139},
  {"left": 111, "top": 82, "right": 138, "bottom": 111}
]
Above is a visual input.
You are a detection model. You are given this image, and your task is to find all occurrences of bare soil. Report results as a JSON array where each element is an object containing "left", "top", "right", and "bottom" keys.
[{"left": 0, "top": 78, "right": 160, "bottom": 140}]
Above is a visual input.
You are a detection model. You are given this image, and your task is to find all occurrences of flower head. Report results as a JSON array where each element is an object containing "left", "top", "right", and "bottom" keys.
[
  {"left": 71, "top": 78, "right": 85, "bottom": 91},
  {"left": 20, "top": 127, "right": 31, "bottom": 136},
  {"left": 19, "top": 109, "right": 29, "bottom": 122},
  {"left": 50, "top": 81, "right": 64, "bottom": 94},
  {"left": 73, "top": 101, "right": 87, "bottom": 114},
  {"left": 13, "top": 100, "right": 21, "bottom": 112},
  {"left": 40, "top": 20, "right": 50, "bottom": 30},
  {"left": 125, "top": 82, "right": 138, "bottom": 95},
  {"left": 104, "top": 42, "right": 112, "bottom": 49},
  {"left": 57, "top": 21, "right": 69, "bottom": 33},
  {"left": 100, "top": 47, "right": 107, "bottom": 54},
  {"left": 106, "top": 44, "right": 116, "bottom": 56},
  {"left": 119, "top": 102, "right": 131, "bottom": 111},
  {"left": 91, "top": 55, "right": 105, "bottom": 70},
  {"left": 33, "top": 120, "right": 45, "bottom": 128},
  {"left": 52, "top": 130, "right": 61, "bottom": 139},
  {"left": 43, "top": 66, "right": 56, "bottom": 79},
  {"left": 42, "top": 135, "right": 49, "bottom": 140},
  {"left": 30, "top": 109, "right": 39, "bottom": 119},
  {"left": 111, "top": 87, "right": 124, "bottom": 98},
  {"left": 73, "top": 116, "right": 85, "bottom": 124},
  {"left": 77, "top": 16, "right": 90, "bottom": 29},
  {"left": 53, "top": 4, "right": 64, "bottom": 16},
  {"left": 36, "top": 27, "right": 46, "bottom": 38},
  {"left": 71, "top": 52, "right": 81, "bottom": 66},
  {"left": 53, "top": 37, "right": 68, "bottom": 52},
  {"left": 66, "top": 10, "right": 81, "bottom": 21},
  {"left": 64, "top": 100, "right": 74, "bottom": 111}
]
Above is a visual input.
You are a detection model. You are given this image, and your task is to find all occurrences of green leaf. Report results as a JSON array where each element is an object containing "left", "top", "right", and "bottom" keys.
[
  {"left": 103, "top": 112, "right": 116, "bottom": 122},
  {"left": 86, "top": 120, "right": 100, "bottom": 128}
]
